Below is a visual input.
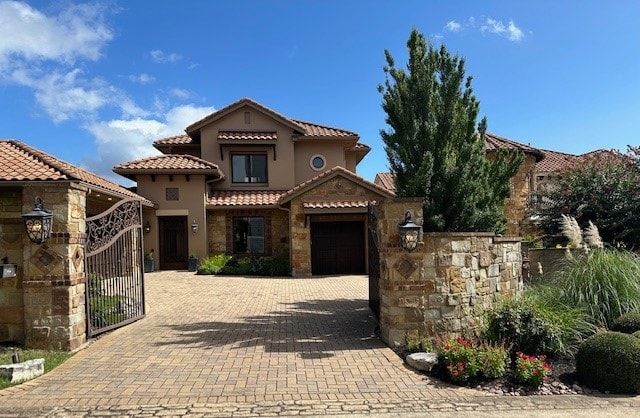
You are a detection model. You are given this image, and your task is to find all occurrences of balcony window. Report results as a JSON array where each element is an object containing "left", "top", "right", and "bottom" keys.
[
  {"left": 232, "top": 154, "right": 267, "bottom": 183},
  {"left": 233, "top": 217, "right": 265, "bottom": 254}
]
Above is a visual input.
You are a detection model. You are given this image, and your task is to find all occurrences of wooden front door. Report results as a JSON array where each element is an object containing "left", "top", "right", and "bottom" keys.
[
  {"left": 310, "top": 220, "right": 366, "bottom": 275},
  {"left": 159, "top": 216, "right": 188, "bottom": 270}
]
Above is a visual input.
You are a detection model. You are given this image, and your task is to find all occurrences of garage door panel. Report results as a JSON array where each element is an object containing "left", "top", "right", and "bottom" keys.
[{"left": 311, "top": 221, "right": 365, "bottom": 275}]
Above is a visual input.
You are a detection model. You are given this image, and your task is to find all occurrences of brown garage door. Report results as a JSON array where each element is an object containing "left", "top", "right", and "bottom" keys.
[{"left": 311, "top": 221, "right": 365, "bottom": 275}]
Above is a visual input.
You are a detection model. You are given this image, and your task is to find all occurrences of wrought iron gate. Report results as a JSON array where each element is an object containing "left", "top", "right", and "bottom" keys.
[
  {"left": 368, "top": 202, "right": 381, "bottom": 318},
  {"left": 85, "top": 198, "right": 146, "bottom": 337}
]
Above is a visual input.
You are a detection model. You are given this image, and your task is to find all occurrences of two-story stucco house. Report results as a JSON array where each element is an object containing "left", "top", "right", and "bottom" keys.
[{"left": 114, "top": 98, "right": 395, "bottom": 276}]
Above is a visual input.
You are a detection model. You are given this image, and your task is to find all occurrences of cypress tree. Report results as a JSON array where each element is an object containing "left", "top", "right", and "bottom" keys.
[{"left": 379, "top": 29, "right": 524, "bottom": 233}]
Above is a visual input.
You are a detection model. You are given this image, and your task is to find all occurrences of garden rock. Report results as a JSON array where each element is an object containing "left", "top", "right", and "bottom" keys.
[
  {"left": 0, "top": 358, "right": 44, "bottom": 383},
  {"left": 406, "top": 352, "right": 438, "bottom": 372}
]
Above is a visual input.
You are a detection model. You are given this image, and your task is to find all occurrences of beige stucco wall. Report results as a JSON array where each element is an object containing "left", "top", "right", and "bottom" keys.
[
  {"left": 293, "top": 141, "right": 351, "bottom": 184},
  {"left": 199, "top": 106, "right": 298, "bottom": 190},
  {"left": 137, "top": 174, "right": 208, "bottom": 262}
]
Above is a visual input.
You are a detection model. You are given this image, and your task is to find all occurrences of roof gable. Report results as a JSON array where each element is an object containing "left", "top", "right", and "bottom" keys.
[
  {"left": 279, "top": 166, "right": 395, "bottom": 204},
  {"left": 186, "top": 98, "right": 306, "bottom": 137},
  {"left": 0, "top": 139, "right": 151, "bottom": 204},
  {"left": 185, "top": 98, "right": 360, "bottom": 141}
]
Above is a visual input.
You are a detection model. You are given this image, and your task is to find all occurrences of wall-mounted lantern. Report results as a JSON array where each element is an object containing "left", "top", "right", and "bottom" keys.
[
  {"left": 191, "top": 220, "right": 199, "bottom": 234},
  {"left": 144, "top": 221, "right": 151, "bottom": 234},
  {"left": 22, "top": 197, "right": 53, "bottom": 244},
  {"left": 398, "top": 211, "right": 421, "bottom": 252}
]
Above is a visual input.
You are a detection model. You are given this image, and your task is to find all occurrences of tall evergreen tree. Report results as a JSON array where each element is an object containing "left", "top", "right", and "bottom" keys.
[{"left": 379, "top": 29, "right": 524, "bottom": 233}]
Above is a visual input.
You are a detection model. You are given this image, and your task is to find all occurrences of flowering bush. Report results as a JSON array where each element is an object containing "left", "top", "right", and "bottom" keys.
[
  {"left": 437, "top": 337, "right": 480, "bottom": 383},
  {"left": 514, "top": 352, "right": 552, "bottom": 387}
]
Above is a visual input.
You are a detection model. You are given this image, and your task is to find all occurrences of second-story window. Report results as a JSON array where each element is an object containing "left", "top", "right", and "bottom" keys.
[{"left": 232, "top": 154, "right": 267, "bottom": 183}]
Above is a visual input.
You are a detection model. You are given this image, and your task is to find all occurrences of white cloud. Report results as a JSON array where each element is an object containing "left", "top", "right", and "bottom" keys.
[
  {"left": 8, "top": 68, "right": 147, "bottom": 122},
  {"left": 84, "top": 104, "right": 215, "bottom": 184},
  {"left": 442, "top": 16, "right": 525, "bottom": 42},
  {"left": 150, "top": 49, "right": 182, "bottom": 63},
  {"left": 170, "top": 88, "right": 191, "bottom": 100},
  {"left": 444, "top": 20, "right": 461, "bottom": 32},
  {"left": 481, "top": 18, "right": 524, "bottom": 42},
  {"left": 0, "top": 1, "right": 112, "bottom": 65},
  {"left": 129, "top": 73, "right": 155, "bottom": 84}
]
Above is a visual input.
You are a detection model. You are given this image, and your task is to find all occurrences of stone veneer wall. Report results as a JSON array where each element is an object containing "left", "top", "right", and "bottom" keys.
[
  {"left": 289, "top": 176, "right": 384, "bottom": 276},
  {"left": 207, "top": 208, "right": 290, "bottom": 260},
  {"left": 376, "top": 199, "right": 523, "bottom": 347},
  {"left": 21, "top": 183, "right": 87, "bottom": 350},
  {"left": 0, "top": 188, "right": 25, "bottom": 343},
  {"left": 502, "top": 154, "right": 536, "bottom": 237}
]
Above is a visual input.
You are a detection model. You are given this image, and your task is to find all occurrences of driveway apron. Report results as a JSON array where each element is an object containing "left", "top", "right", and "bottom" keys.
[{"left": 0, "top": 272, "right": 479, "bottom": 409}]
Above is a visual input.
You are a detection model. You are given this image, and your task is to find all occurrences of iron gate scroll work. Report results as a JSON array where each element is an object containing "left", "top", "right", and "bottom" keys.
[
  {"left": 85, "top": 198, "right": 146, "bottom": 337},
  {"left": 368, "top": 202, "right": 381, "bottom": 319}
]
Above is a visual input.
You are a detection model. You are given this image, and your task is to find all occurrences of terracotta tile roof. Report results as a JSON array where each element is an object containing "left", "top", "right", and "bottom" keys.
[
  {"left": 279, "top": 166, "right": 395, "bottom": 204},
  {"left": 207, "top": 190, "right": 287, "bottom": 207},
  {"left": 113, "top": 155, "right": 223, "bottom": 181},
  {"left": 292, "top": 119, "right": 358, "bottom": 138},
  {"left": 154, "top": 134, "right": 193, "bottom": 146},
  {"left": 0, "top": 139, "right": 152, "bottom": 204},
  {"left": 351, "top": 143, "right": 370, "bottom": 150},
  {"left": 218, "top": 131, "right": 277, "bottom": 141},
  {"left": 484, "top": 133, "right": 544, "bottom": 161},
  {"left": 536, "top": 149, "right": 579, "bottom": 173},
  {"left": 303, "top": 201, "right": 369, "bottom": 209},
  {"left": 374, "top": 172, "right": 396, "bottom": 192}
]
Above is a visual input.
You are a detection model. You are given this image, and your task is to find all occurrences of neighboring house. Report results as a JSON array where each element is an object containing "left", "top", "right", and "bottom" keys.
[
  {"left": 374, "top": 133, "right": 544, "bottom": 237},
  {"left": 534, "top": 148, "right": 620, "bottom": 191},
  {"left": 114, "top": 98, "right": 394, "bottom": 276}
]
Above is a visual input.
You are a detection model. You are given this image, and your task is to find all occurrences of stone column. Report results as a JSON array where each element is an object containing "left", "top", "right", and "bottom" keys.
[
  {"left": 22, "top": 183, "right": 87, "bottom": 351},
  {"left": 0, "top": 188, "right": 25, "bottom": 344},
  {"left": 376, "top": 199, "right": 523, "bottom": 348}
]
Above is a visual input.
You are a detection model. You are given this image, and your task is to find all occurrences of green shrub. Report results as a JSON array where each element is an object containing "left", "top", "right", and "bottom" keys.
[
  {"left": 550, "top": 249, "right": 640, "bottom": 328},
  {"left": 259, "top": 256, "right": 290, "bottom": 276},
  {"left": 610, "top": 311, "right": 640, "bottom": 334},
  {"left": 482, "top": 293, "right": 595, "bottom": 357},
  {"left": 220, "top": 257, "right": 251, "bottom": 275},
  {"left": 633, "top": 330, "right": 640, "bottom": 339},
  {"left": 436, "top": 337, "right": 508, "bottom": 384},
  {"left": 477, "top": 343, "right": 508, "bottom": 380},
  {"left": 405, "top": 334, "right": 434, "bottom": 353},
  {"left": 197, "top": 254, "right": 232, "bottom": 275},
  {"left": 576, "top": 332, "right": 640, "bottom": 394},
  {"left": 89, "top": 295, "right": 126, "bottom": 329}
]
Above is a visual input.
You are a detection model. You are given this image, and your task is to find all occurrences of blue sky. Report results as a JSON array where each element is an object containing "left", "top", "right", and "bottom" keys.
[{"left": 1, "top": 1, "right": 639, "bottom": 185}]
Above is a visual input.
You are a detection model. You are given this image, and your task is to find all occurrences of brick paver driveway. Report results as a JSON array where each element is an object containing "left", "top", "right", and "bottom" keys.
[
  {"left": 0, "top": 274, "right": 469, "bottom": 407},
  {"left": 2, "top": 272, "right": 638, "bottom": 417}
]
